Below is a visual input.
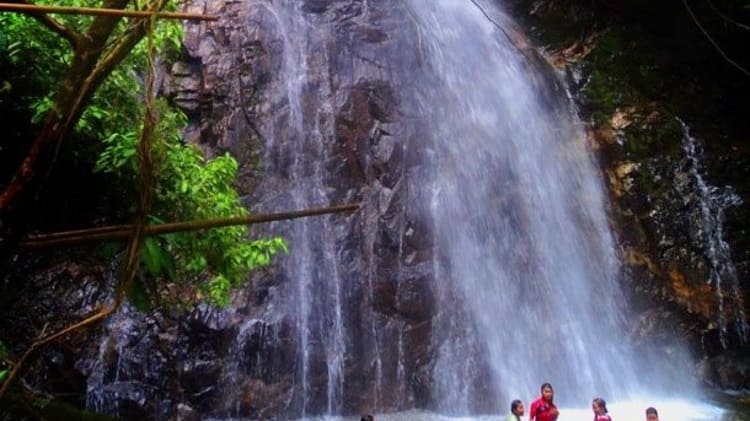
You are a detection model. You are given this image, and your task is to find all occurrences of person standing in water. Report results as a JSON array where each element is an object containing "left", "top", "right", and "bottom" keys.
[
  {"left": 504, "top": 399, "right": 524, "bottom": 421},
  {"left": 592, "top": 397, "right": 612, "bottom": 421},
  {"left": 529, "top": 383, "right": 559, "bottom": 421},
  {"left": 645, "top": 407, "right": 659, "bottom": 421}
]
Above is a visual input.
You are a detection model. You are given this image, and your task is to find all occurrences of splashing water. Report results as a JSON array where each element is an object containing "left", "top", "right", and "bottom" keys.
[
  {"left": 408, "top": 0, "right": 698, "bottom": 411},
  {"left": 295, "top": 398, "right": 728, "bottom": 421}
]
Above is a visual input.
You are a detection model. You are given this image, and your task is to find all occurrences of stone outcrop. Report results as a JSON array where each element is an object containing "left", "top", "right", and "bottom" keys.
[{"left": 164, "top": 0, "right": 435, "bottom": 417}]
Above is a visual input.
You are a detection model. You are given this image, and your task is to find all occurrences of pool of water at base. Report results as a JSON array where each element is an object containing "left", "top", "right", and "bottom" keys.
[{"left": 294, "top": 397, "right": 750, "bottom": 421}]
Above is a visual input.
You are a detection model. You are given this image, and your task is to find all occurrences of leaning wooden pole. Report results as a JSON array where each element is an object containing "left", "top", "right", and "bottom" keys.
[
  {"left": 0, "top": 305, "right": 115, "bottom": 399},
  {"left": 0, "top": 3, "right": 219, "bottom": 20},
  {"left": 22, "top": 203, "right": 361, "bottom": 248}
]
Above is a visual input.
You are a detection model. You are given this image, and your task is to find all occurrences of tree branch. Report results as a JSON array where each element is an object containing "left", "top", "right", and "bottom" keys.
[
  {"left": 117, "top": 11, "right": 158, "bottom": 303},
  {"left": 0, "top": 1, "right": 139, "bottom": 211},
  {"left": 683, "top": 0, "right": 750, "bottom": 77},
  {"left": 23, "top": 203, "right": 362, "bottom": 248},
  {"left": 0, "top": 2, "right": 218, "bottom": 20},
  {"left": 87, "top": 1, "right": 168, "bottom": 90},
  {"left": 705, "top": 0, "right": 750, "bottom": 31}
]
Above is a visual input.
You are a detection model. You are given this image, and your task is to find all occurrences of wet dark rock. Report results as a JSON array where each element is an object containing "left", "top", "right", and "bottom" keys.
[
  {"left": 302, "top": 0, "right": 332, "bottom": 14},
  {"left": 164, "top": 1, "right": 438, "bottom": 415},
  {"left": 0, "top": 252, "right": 112, "bottom": 408},
  {"left": 180, "top": 359, "right": 222, "bottom": 409},
  {"left": 334, "top": 80, "right": 400, "bottom": 186},
  {"left": 396, "top": 271, "right": 435, "bottom": 322},
  {"left": 165, "top": 60, "right": 203, "bottom": 114},
  {"left": 237, "top": 318, "right": 297, "bottom": 383},
  {"left": 234, "top": 378, "right": 294, "bottom": 419},
  {"left": 698, "top": 353, "right": 750, "bottom": 390}
]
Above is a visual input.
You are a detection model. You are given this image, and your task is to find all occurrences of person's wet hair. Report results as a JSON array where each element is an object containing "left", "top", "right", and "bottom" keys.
[
  {"left": 593, "top": 397, "right": 607, "bottom": 413},
  {"left": 540, "top": 382, "right": 553, "bottom": 392},
  {"left": 361, "top": 415, "right": 374, "bottom": 421},
  {"left": 646, "top": 407, "right": 658, "bottom": 417},
  {"left": 510, "top": 399, "right": 523, "bottom": 414}
]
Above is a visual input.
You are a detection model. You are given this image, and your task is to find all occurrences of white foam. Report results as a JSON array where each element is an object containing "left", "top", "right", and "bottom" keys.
[{"left": 559, "top": 398, "right": 725, "bottom": 421}]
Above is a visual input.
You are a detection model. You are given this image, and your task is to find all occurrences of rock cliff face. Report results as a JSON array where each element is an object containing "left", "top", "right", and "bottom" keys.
[
  {"left": 505, "top": 0, "right": 750, "bottom": 389},
  {"left": 165, "top": 0, "right": 435, "bottom": 417}
]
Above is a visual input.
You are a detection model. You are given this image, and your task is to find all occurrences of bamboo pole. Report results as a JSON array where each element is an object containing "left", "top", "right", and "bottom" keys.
[
  {"left": 22, "top": 203, "right": 361, "bottom": 248},
  {"left": 0, "top": 3, "right": 219, "bottom": 21},
  {"left": 0, "top": 305, "right": 115, "bottom": 399}
]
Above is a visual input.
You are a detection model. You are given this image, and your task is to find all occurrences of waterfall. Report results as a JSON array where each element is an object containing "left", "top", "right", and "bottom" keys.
[
  {"left": 679, "top": 119, "right": 748, "bottom": 348},
  {"left": 72, "top": 0, "right": 737, "bottom": 418},
  {"left": 248, "top": 2, "right": 347, "bottom": 416},
  {"left": 240, "top": 0, "right": 701, "bottom": 415},
  {"left": 408, "top": 0, "right": 693, "bottom": 410}
]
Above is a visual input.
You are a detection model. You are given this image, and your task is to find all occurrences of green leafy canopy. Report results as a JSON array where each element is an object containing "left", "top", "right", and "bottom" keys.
[{"left": 1, "top": 0, "right": 287, "bottom": 306}]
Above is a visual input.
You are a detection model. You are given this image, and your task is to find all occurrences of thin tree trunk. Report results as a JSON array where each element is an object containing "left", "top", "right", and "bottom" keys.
[{"left": 0, "top": 0, "right": 165, "bottom": 212}]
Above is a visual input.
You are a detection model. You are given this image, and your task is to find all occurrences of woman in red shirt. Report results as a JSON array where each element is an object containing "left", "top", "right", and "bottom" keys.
[{"left": 529, "top": 383, "right": 559, "bottom": 421}]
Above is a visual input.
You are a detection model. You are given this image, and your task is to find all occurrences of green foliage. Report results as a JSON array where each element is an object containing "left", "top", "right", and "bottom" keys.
[
  {"left": 0, "top": 10, "right": 68, "bottom": 115},
  {"left": 579, "top": 32, "right": 633, "bottom": 125},
  {"left": 1, "top": 0, "right": 287, "bottom": 306},
  {"left": 141, "top": 237, "right": 176, "bottom": 281},
  {"left": 1, "top": 0, "right": 183, "bottom": 141},
  {"left": 0, "top": 339, "right": 7, "bottom": 383},
  {"left": 95, "top": 101, "right": 288, "bottom": 306}
]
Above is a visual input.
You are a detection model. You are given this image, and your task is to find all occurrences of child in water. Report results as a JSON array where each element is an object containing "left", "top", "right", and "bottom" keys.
[
  {"left": 592, "top": 397, "right": 612, "bottom": 421},
  {"left": 504, "top": 399, "right": 524, "bottom": 421}
]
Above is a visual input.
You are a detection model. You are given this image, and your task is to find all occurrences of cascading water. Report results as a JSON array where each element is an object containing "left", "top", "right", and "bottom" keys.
[
  {"left": 79, "top": 0, "right": 736, "bottom": 418},
  {"left": 244, "top": 2, "right": 347, "bottom": 416},
  {"left": 679, "top": 119, "right": 748, "bottom": 348},
  {"left": 408, "top": 0, "right": 695, "bottom": 411}
]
